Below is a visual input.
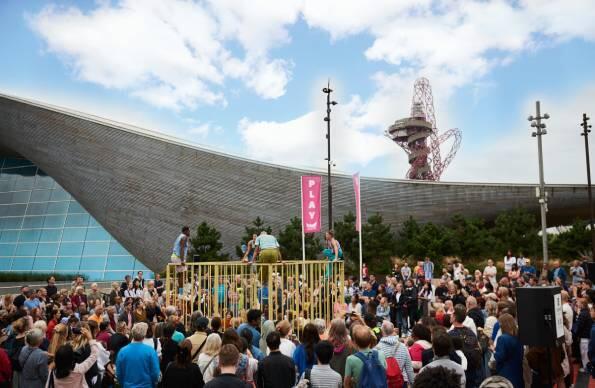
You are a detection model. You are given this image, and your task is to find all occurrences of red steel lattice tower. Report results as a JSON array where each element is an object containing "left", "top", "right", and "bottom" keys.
[{"left": 386, "top": 77, "right": 462, "bottom": 180}]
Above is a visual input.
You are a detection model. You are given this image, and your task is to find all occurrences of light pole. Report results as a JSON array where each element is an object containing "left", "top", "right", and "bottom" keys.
[
  {"left": 528, "top": 101, "right": 550, "bottom": 264},
  {"left": 580, "top": 113, "right": 595, "bottom": 258},
  {"left": 322, "top": 81, "right": 337, "bottom": 230}
]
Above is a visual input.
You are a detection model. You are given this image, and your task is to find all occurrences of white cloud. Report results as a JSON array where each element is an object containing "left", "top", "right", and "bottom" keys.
[
  {"left": 27, "top": 0, "right": 299, "bottom": 110},
  {"left": 443, "top": 84, "right": 595, "bottom": 183},
  {"left": 187, "top": 122, "right": 223, "bottom": 138},
  {"left": 238, "top": 95, "right": 396, "bottom": 171}
]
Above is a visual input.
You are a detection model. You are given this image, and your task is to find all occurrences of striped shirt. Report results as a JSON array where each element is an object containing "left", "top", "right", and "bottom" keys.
[
  {"left": 375, "top": 335, "right": 415, "bottom": 383},
  {"left": 299, "top": 364, "right": 342, "bottom": 388}
]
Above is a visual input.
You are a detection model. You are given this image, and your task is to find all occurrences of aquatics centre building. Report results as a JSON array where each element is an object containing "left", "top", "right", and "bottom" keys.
[{"left": 0, "top": 94, "right": 591, "bottom": 280}]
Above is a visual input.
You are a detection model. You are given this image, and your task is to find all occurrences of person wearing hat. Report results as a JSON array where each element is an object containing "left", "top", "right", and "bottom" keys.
[{"left": 188, "top": 314, "right": 209, "bottom": 362}]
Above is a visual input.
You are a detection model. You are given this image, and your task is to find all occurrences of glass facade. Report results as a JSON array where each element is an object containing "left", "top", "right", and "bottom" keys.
[{"left": 0, "top": 156, "right": 151, "bottom": 280}]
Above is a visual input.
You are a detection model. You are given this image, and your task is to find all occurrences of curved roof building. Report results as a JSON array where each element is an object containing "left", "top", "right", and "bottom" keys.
[{"left": 0, "top": 93, "right": 591, "bottom": 276}]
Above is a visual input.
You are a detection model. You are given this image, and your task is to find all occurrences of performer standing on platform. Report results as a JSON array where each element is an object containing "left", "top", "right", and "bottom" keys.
[
  {"left": 171, "top": 226, "right": 191, "bottom": 292},
  {"left": 254, "top": 231, "right": 281, "bottom": 283},
  {"left": 323, "top": 230, "right": 343, "bottom": 261},
  {"left": 242, "top": 234, "right": 257, "bottom": 263}
]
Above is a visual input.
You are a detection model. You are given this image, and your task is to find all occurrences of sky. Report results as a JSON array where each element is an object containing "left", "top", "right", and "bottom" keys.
[{"left": 1, "top": 0, "right": 595, "bottom": 184}]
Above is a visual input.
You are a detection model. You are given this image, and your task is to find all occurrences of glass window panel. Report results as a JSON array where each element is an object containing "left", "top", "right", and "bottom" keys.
[
  {"left": 50, "top": 189, "right": 70, "bottom": 201},
  {"left": 0, "top": 244, "right": 16, "bottom": 256},
  {"left": 34, "top": 175, "right": 54, "bottom": 189},
  {"left": 0, "top": 180, "right": 13, "bottom": 193},
  {"left": 26, "top": 202, "right": 47, "bottom": 216},
  {"left": 33, "top": 257, "right": 56, "bottom": 271},
  {"left": 30, "top": 190, "right": 52, "bottom": 202},
  {"left": 46, "top": 201, "right": 69, "bottom": 214},
  {"left": 36, "top": 242, "right": 59, "bottom": 256},
  {"left": 62, "top": 228, "right": 88, "bottom": 242},
  {"left": 88, "top": 217, "right": 101, "bottom": 227},
  {"left": 58, "top": 242, "right": 84, "bottom": 256},
  {"left": 54, "top": 257, "right": 81, "bottom": 271},
  {"left": 15, "top": 243, "right": 37, "bottom": 256},
  {"left": 44, "top": 214, "right": 66, "bottom": 228},
  {"left": 0, "top": 257, "right": 11, "bottom": 270},
  {"left": 39, "top": 229, "right": 62, "bottom": 242},
  {"left": 19, "top": 229, "right": 41, "bottom": 243},
  {"left": 0, "top": 217, "right": 23, "bottom": 229},
  {"left": 80, "top": 256, "right": 107, "bottom": 270},
  {"left": 107, "top": 255, "right": 134, "bottom": 270},
  {"left": 0, "top": 230, "right": 19, "bottom": 242},
  {"left": 13, "top": 177, "right": 35, "bottom": 191},
  {"left": 0, "top": 192, "right": 11, "bottom": 204},
  {"left": 103, "top": 271, "right": 131, "bottom": 281},
  {"left": 109, "top": 241, "right": 128, "bottom": 255},
  {"left": 0, "top": 204, "right": 27, "bottom": 217},
  {"left": 2, "top": 159, "right": 34, "bottom": 168},
  {"left": 67, "top": 201, "right": 86, "bottom": 214},
  {"left": 11, "top": 191, "right": 31, "bottom": 204},
  {"left": 65, "top": 214, "right": 89, "bottom": 227},
  {"left": 83, "top": 242, "right": 109, "bottom": 256},
  {"left": 79, "top": 271, "right": 104, "bottom": 281},
  {"left": 85, "top": 228, "right": 110, "bottom": 241},
  {"left": 22, "top": 216, "right": 44, "bottom": 228},
  {"left": 11, "top": 257, "right": 34, "bottom": 271}
]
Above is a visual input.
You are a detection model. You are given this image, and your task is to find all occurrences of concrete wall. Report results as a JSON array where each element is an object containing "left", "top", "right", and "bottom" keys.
[{"left": 0, "top": 94, "right": 590, "bottom": 271}]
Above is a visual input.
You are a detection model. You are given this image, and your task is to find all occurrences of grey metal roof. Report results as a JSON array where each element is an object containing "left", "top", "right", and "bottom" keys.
[{"left": 0, "top": 93, "right": 590, "bottom": 271}]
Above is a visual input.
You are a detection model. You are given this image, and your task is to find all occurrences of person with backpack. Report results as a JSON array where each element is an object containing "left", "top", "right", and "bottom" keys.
[
  {"left": 344, "top": 325, "right": 387, "bottom": 388},
  {"left": 298, "top": 341, "right": 342, "bottom": 388},
  {"left": 375, "top": 321, "right": 414, "bottom": 387},
  {"left": 18, "top": 328, "right": 48, "bottom": 388},
  {"left": 3, "top": 317, "right": 28, "bottom": 386},
  {"left": 448, "top": 305, "right": 482, "bottom": 388}
]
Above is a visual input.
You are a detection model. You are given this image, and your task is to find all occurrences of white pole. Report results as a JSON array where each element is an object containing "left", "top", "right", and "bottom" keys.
[
  {"left": 300, "top": 177, "right": 306, "bottom": 262},
  {"left": 358, "top": 228, "right": 363, "bottom": 283}
]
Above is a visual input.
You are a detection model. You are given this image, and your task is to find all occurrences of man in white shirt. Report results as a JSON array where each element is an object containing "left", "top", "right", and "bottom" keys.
[{"left": 503, "top": 250, "right": 516, "bottom": 272}]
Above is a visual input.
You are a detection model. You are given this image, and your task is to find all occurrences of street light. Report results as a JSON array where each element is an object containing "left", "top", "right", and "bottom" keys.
[
  {"left": 322, "top": 81, "right": 337, "bottom": 230},
  {"left": 580, "top": 113, "right": 595, "bottom": 258},
  {"left": 528, "top": 101, "right": 550, "bottom": 264}
]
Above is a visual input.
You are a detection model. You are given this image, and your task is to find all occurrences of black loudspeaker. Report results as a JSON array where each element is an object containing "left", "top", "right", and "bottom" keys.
[
  {"left": 516, "top": 286, "right": 564, "bottom": 346},
  {"left": 586, "top": 262, "right": 595, "bottom": 282}
]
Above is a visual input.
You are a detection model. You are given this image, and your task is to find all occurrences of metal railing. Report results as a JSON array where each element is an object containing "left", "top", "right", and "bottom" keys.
[{"left": 165, "top": 260, "right": 344, "bottom": 328}]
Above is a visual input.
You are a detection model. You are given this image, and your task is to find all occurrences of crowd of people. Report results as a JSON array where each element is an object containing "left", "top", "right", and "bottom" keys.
[{"left": 0, "top": 240, "right": 594, "bottom": 388}]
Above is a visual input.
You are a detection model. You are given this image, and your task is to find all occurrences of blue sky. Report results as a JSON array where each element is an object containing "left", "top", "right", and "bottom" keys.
[{"left": 1, "top": 0, "right": 595, "bottom": 183}]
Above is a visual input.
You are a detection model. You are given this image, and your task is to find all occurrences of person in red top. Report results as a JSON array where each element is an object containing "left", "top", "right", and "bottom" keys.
[
  {"left": 71, "top": 286, "right": 87, "bottom": 309},
  {"left": 0, "top": 347, "right": 12, "bottom": 388},
  {"left": 46, "top": 309, "right": 61, "bottom": 340}
]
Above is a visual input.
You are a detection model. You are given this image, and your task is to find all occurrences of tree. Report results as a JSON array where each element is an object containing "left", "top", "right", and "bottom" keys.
[
  {"left": 550, "top": 219, "right": 591, "bottom": 259},
  {"left": 333, "top": 212, "right": 359, "bottom": 263},
  {"left": 235, "top": 217, "right": 273, "bottom": 257},
  {"left": 191, "top": 221, "right": 228, "bottom": 261},
  {"left": 362, "top": 213, "right": 396, "bottom": 274},
  {"left": 395, "top": 217, "right": 422, "bottom": 258},
  {"left": 413, "top": 222, "right": 458, "bottom": 260},
  {"left": 450, "top": 214, "right": 494, "bottom": 259},
  {"left": 277, "top": 217, "right": 322, "bottom": 259},
  {"left": 491, "top": 208, "right": 541, "bottom": 257}
]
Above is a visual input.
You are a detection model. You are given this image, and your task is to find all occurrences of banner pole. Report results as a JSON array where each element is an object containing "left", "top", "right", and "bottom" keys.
[
  {"left": 359, "top": 228, "right": 363, "bottom": 283},
  {"left": 300, "top": 177, "right": 306, "bottom": 262}
]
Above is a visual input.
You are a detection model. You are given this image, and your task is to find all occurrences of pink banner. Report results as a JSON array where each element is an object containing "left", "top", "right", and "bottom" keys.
[
  {"left": 353, "top": 172, "right": 361, "bottom": 232},
  {"left": 301, "top": 176, "right": 322, "bottom": 233}
]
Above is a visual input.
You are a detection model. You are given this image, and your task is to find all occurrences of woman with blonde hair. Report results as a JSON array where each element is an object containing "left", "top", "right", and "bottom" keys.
[
  {"left": 483, "top": 300, "right": 499, "bottom": 339},
  {"left": 197, "top": 333, "right": 222, "bottom": 383},
  {"left": 259, "top": 320, "right": 275, "bottom": 355},
  {"left": 70, "top": 322, "right": 100, "bottom": 387},
  {"left": 48, "top": 324, "right": 68, "bottom": 360},
  {"left": 493, "top": 313, "right": 524, "bottom": 388}
]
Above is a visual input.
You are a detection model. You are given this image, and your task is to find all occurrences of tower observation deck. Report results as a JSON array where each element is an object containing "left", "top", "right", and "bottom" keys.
[{"left": 386, "top": 78, "right": 462, "bottom": 181}]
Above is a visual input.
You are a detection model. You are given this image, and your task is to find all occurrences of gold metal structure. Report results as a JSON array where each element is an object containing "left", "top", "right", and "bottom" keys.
[{"left": 165, "top": 260, "right": 344, "bottom": 329}]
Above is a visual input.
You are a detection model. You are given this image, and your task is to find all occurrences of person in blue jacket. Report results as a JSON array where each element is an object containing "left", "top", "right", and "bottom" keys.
[
  {"left": 293, "top": 323, "right": 319, "bottom": 376},
  {"left": 493, "top": 313, "right": 524, "bottom": 388},
  {"left": 550, "top": 260, "right": 567, "bottom": 284}
]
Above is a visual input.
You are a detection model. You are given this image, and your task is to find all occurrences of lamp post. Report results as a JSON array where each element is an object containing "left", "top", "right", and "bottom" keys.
[
  {"left": 580, "top": 113, "right": 595, "bottom": 258},
  {"left": 528, "top": 101, "right": 550, "bottom": 264},
  {"left": 322, "top": 81, "right": 337, "bottom": 230}
]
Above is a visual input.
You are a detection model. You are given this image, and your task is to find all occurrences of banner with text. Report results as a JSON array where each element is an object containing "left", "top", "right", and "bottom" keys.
[
  {"left": 301, "top": 175, "right": 322, "bottom": 233},
  {"left": 353, "top": 172, "right": 361, "bottom": 232}
]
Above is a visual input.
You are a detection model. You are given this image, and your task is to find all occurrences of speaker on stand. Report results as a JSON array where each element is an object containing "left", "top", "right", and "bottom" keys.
[{"left": 516, "top": 286, "right": 564, "bottom": 388}]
